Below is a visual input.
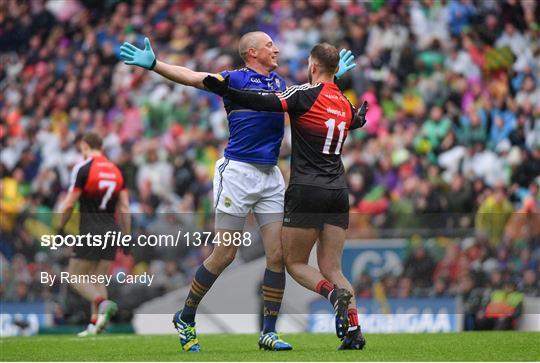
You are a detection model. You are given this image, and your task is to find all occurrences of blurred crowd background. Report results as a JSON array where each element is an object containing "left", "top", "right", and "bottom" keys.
[{"left": 1, "top": 0, "right": 539, "bottom": 330}]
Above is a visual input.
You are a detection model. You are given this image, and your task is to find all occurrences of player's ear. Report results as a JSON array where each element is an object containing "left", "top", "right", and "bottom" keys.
[{"left": 248, "top": 47, "right": 257, "bottom": 59}]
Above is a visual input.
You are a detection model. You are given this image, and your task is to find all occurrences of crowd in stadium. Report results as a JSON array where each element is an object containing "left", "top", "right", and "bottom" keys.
[{"left": 1, "top": 0, "right": 539, "bottom": 329}]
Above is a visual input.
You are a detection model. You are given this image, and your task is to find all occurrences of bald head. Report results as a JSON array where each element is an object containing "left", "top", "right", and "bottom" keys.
[
  {"left": 237, "top": 31, "right": 279, "bottom": 73},
  {"left": 238, "top": 31, "right": 269, "bottom": 61}
]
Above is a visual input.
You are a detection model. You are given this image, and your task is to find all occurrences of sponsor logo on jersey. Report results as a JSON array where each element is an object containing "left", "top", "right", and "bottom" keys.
[
  {"left": 98, "top": 172, "right": 117, "bottom": 179},
  {"left": 326, "top": 107, "right": 346, "bottom": 117},
  {"left": 325, "top": 93, "right": 347, "bottom": 102},
  {"left": 250, "top": 77, "right": 261, "bottom": 83}
]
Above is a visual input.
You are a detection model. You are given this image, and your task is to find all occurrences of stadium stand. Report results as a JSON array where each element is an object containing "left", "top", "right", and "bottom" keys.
[{"left": 1, "top": 0, "right": 539, "bottom": 331}]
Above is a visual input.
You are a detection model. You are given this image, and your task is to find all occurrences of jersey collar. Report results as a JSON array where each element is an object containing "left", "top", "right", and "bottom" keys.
[
  {"left": 246, "top": 66, "right": 272, "bottom": 78},
  {"left": 320, "top": 81, "right": 338, "bottom": 87}
]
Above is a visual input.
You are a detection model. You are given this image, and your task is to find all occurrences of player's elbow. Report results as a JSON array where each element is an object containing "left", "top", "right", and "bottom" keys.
[
  {"left": 61, "top": 200, "right": 76, "bottom": 212},
  {"left": 117, "top": 191, "right": 130, "bottom": 213}
]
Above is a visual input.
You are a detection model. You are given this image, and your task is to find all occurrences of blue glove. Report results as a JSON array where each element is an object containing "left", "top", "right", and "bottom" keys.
[
  {"left": 335, "top": 48, "right": 356, "bottom": 79},
  {"left": 119, "top": 37, "right": 156, "bottom": 70}
]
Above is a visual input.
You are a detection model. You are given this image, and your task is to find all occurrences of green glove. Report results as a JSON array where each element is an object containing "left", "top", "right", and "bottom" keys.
[
  {"left": 335, "top": 48, "right": 356, "bottom": 79},
  {"left": 119, "top": 37, "right": 156, "bottom": 70}
]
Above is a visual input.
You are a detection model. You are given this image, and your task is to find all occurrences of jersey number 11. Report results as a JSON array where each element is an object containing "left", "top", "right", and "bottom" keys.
[{"left": 322, "top": 118, "right": 346, "bottom": 155}]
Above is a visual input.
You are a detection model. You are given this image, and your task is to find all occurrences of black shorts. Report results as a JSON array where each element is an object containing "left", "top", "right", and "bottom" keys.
[
  {"left": 283, "top": 184, "right": 349, "bottom": 230},
  {"left": 72, "top": 243, "right": 117, "bottom": 261},
  {"left": 71, "top": 228, "right": 118, "bottom": 261}
]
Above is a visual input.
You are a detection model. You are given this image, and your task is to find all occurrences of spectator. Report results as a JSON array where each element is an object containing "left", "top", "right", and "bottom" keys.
[
  {"left": 448, "top": 0, "right": 477, "bottom": 36},
  {"left": 460, "top": 273, "right": 487, "bottom": 331},
  {"left": 456, "top": 109, "right": 487, "bottom": 146},
  {"left": 475, "top": 185, "right": 513, "bottom": 245},
  {"left": 354, "top": 272, "right": 373, "bottom": 299},
  {"left": 446, "top": 174, "right": 474, "bottom": 227},
  {"left": 418, "top": 105, "right": 452, "bottom": 151},
  {"left": 520, "top": 269, "right": 540, "bottom": 297},
  {"left": 495, "top": 22, "right": 529, "bottom": 57},
  {"left": 136, "top": 144, "right": 174, "bottom": 198},
  {"left": 1, "top": 0, "right": 538, "bottom": 328},
  {"left": 403, "top": 246, "right": 436, "bottom": 289},
  {"left": 433, "top": 244, "right": 461, "bottom": 284},
  {"left": 477, "top": 279, "right": 524, "bottom": 330},
  {"left": 489, "top": 115, "right": 515, "bottom": 150}
]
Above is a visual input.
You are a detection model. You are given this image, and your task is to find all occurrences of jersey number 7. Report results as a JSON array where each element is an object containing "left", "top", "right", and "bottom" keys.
[
  {"left": 98, "top": 180, "right": 117, "bottom": 210},
  {"left": 322, "top": 118, "right": 346, "bottom": 155}
]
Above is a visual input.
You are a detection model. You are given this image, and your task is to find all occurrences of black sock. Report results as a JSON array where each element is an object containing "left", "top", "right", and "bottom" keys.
[{"left": 329, "top": 289, "right": 338, "bottom": 307}]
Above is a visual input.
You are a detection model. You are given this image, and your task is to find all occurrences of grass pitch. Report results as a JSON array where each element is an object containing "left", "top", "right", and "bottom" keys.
[{"left": 1, "top": 332, "right": 539, "bottom": 361}]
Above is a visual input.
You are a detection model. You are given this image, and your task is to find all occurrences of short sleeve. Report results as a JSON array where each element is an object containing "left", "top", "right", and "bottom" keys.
[
  {"left": 277, "top": 84, "right": 321, "bottom": 116},
  {"left": 219, "top": 70, "right": 229, "bottom": 79},
  {"left": 219, "top": 70, "right": 244, "bottom": 89},
  {"left": 69, "top": 160, "right": 90, "bottom": 192}
]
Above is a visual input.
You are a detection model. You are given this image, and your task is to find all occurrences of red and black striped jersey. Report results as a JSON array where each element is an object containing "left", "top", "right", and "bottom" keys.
[
  {"left": 277, "top": 82, "right": 359, "bottom": 188},
  {"left": 69, "top": 155, "right": 125, "bottom": 232},
  {"left": 211, "top": 79, "right": 366, "bottom": 189}
]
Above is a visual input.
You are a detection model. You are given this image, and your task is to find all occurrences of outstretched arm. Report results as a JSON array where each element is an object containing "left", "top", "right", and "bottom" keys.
[
  {"left": 203, "top": 73, "right": 365, "bottom": 120},
  {"left": 226, "top": 87, "right": 283, "bottom": 111},
  {"left": 120, "top": 37, "right": 214, "bottom": 90},
  {"left": 153, "top": 61, "right": 214, "bottom": 89}
]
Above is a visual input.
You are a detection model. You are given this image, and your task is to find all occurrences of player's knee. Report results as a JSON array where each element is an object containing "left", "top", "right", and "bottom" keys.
[
  {"left": 218, "top": 249, "right": 237, "bottom": 269},
  {"left": 266, "top": 247, "right": 284, "bottom": 269},
  {"left": 283, "top": 253, "right": 293, "bottom": 268},
  {"left": 319, "top": 263, "right": 341, "bottom": 280},
  {"left": 284, "top": 258, "right": 299, "bottom": 276},
  {"left": 284, "top": 262, "right": 295, "bottom": 277},
  {"left": 222, "top": 252, "right": 236, "bottom": 268}
]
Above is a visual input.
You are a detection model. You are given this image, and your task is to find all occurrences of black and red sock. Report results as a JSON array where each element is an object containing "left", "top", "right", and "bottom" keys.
[
  {"left": 94, "top": 295, "right": 105, "bottom": 308},
  {"left": 348, "top": 308, "right": 359, "bottom": 331},
  {"left": 316, "top": 280, "right": 334, "bottom": 299},
  {"left": 91, "top": 295, "right": 105, "bottom": 324}
]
